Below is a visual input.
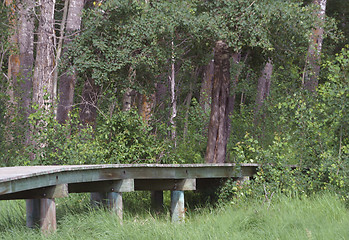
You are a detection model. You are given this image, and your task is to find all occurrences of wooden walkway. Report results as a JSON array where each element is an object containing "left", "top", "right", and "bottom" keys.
[{"left": 0, "top": 164, "right": 258, "bottom": 233}]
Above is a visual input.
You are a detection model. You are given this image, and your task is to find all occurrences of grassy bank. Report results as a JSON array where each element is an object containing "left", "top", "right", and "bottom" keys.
[{"left": 0, "top": 193, "right": 348, "bottom": 239}]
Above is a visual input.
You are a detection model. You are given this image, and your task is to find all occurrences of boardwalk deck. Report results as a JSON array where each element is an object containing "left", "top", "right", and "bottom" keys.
[{"left": 0, "top": 164, "right": 258, "bottom": 232}]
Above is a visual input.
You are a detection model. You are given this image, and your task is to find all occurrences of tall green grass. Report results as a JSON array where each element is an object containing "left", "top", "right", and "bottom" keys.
[{"left": 0, "top": 193, "right": 348, "bottom": 239}]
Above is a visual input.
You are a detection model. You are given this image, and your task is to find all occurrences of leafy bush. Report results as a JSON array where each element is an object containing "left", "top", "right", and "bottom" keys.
[{"left": 96, "top": 110, "right": 165, "bottom": 164}]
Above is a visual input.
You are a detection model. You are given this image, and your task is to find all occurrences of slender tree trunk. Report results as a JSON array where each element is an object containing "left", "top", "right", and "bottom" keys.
[
  {"left": 183, "top": 82, "right": 193, "bottom": 141},
  {"left": 57, "top": 0, "right": 85, "bottom": 124},
  {"left": 303, "top": 0, "right": 327, "bottom": 92},
  {"left": 205, "top": 41, "right": 231, "bottom": 163},
  {"left": 199, "top": 59, "right": 214, "bottom": 114},
  {"left": 33, "top": 0, "right": 56, "bottom": 111},
  {"left": 5, "top": 0, "right": 18, "bottom": 110},
  {"left": 53, "top": 0, "right": 68, "bottom": 106},
  {"left": 225, "top": 53, "right": 241, "bottom": 136},
  {"left": 254, "top": 58, "right": 273, "bottom": 122},
  {"left": 155, "top": 82, "right": 166, "bottom": 111},
  {"left": 122, "top": 67, "right": 136, "bottom": 111},
  {"left": 169, "top": 41, "right": 177, "bottom": 146}
]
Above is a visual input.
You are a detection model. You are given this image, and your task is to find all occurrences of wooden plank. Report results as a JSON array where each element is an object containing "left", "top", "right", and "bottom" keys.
[
  {"left": 40, "top": 198, "right": 56, "bottom": 234},
  {"left": 135, "top": 179, "right": 196, "bottom": 191},
  {"left": 0, "top": 163, "right": 259, "bottom": 182},
  {"left": 171, "top": 191, "right": 185, "bottom": 223},
  {"left": 0, "top": 184, "right": 68, "bottom": 200},
  {"left": 68, "top": 179, "right": 134, "bottom": 193}
]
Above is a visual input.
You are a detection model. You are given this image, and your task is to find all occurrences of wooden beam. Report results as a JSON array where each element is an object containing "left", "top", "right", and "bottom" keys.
[
  {"left": 0, "top": 164, "right": 260, "bottom": 196},
  {"left": 68, "top": 179, "right": 134, "bottom": 193},
  {"left": 135, "top": 179, "right": 196, "bottom": 191},
  {"left": 196, "top": 178, "right": 222, "bottom": 190},
  {"left": 0, "top": 184, "right": 68, "bottom": 200},
  {"left": 171, "top": 190, "right": 185, "bottom": 223},
  {"left": 40, "top": 198, "right": 56, "bottom": 234}
]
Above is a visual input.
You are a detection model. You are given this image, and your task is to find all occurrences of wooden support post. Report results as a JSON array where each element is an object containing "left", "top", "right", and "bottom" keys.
[
  {"left": 107, "top": 192, "right": 123, "bottom": 221},
  {"left": 90, "top": 192, "right": 107, "bottom": 207},
  {"left": 26, "top": 199, "right": 41, "bottom": 228},
  {"left": 40, "top": 198, "right": 56, "bottom": 234},
  {"left": 151, "top": 191, "right": 163, "bottom": 212},
  {"left": 171, "top": 190, "right": 185, "bottom": 223},
  {"left": 88, "top": 180, "right": 133, "bottom": 209}
]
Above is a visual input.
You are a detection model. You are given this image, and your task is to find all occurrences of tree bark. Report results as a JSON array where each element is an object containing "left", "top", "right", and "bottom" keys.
[
  {"left": 17, "top": 0, "right": 35, "bottom": 121},
  {"left": 205, "top": 41, "right": 231, "bottom": 163},
  {"left": 254, "top": 58, "right": 273, "bottom": 122},
  {"left": 183, "top": 82, "right": 193, "bottom": 141},
  {"left": 5, "top": 0, "right": 18, "bottom": 110},
  {"left": 57, "top": 0, "right": 85, "bottom": 124},
  {"left": 303, "top": 0, "right": 327, "bottom": 92},
  {"left": 155, "top": 82, "right": 166, "bottom": 111},
  {"left": 122, "top": 67, "right": 136, "bottom": 111},
  {"left": 53, "top": 0, "right": 68, "bottom": 107},
  {"left": 33, "top": 0, "right": 56, "bottom": 111},
  {"left": 199, "top": 59, "right": 214, "bottom": 114},
  {"left": 138, "top": 93, "right": 155, "bottom": 124},
  {"left": 5, "top": 0, "right": 34, "bottom": 146},
  {"left": 169, "top": 41, "right": 177, "bottom": 145}
]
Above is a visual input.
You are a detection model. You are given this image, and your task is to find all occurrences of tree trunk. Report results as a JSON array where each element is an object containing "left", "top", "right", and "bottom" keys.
[
  {"left": 18, "top": 0, "right": 34, "bottom": 122},
  {"left": 138, "top": 93, "right": 155, "bottom": 124},
  {"left": 57, "top": 0, "right": 85, "bottom": 124},
  {"left": 303, "top": 0, "right": 327, "bottom": 92},
  {"left": 155, "top": 82, "right": 166, "bottom": 111},
  {"left": 122, "top": 67, "right": 136, "bottom": 111},
  {"left": 199, "top": 59, "right": 214, "bottom": 114},
  {"left": 5, "top": 0, "right": 18, "bottom": 111},
  {"left": 205, "top": 41, "right": 231, "bottom": 163},
  {"left": 33, "top": 0, "right": 56, "bottom": 111},
  {"left": 225, "top": 53, "right": 241, "bottom": 135},
  {"left": 183, "top": 82, "right": 193, "bottom": 141},
  {"left": 169, "top": 41, "right": 177, "bottom": 145},
  {"left": 254, "top": 58, "right": 273, "bottom": 122},
  {"left": 53, "top": 0, "right": 68, "bottom": 107},
  {"left": 18, "top": 0, "right": 35, "bottom": 146}
]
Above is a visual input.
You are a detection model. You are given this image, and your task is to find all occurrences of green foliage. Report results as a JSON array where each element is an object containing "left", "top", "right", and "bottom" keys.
[
  {"left": 97, "top": 110, "right": 165, "bottom": 163},
  {"left": 26, "top": 107, "right": 104, "bottom": 166},
  {"left": 175, "top": 98, "right": 209, "bottom": 163},
  {"left": 221, "top": 47, "right": 349, "bottom": 203},
  {"left": 29, "top": 109, "right": 166, "bottom": 165}
]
